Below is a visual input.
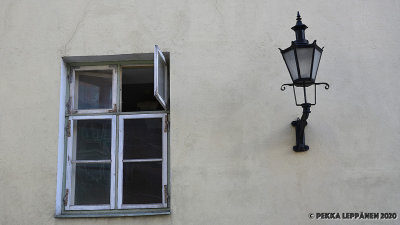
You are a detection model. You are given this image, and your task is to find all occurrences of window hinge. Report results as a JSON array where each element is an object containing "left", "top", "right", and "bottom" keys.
[
  {"left": 164, "top": 185, "right": 169, "bottom": 204},
  {"left": 66, "top": 120, "right": 71, "bottom": 137},
  {"left": 63, "top": 189, "right": 69, "bottom": 206},
  {"left": 164, "top": 115, "right": 169, "bottom": 133},
  {"left": 66, "top": 97, "right": 71, "bottom": 114},
  {"left": 108, "top": 104, "right": 117, "bottom": 113}
]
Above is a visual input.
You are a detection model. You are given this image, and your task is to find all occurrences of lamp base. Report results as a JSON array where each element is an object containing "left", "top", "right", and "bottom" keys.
[{"left": 293, "top": 145, "right": 309, "bottom": 152}]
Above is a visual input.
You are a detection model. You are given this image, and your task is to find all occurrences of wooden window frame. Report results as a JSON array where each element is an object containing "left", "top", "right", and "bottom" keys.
[
  {"left": 154, "top": 45, "right": 169, "bottom": 110},
  {"left": 65, "top": 115, "right": 117, "bottom": 211},
  {"left": 56, "top": 48, "right": 170, "bottom": 217},
  {"left": 117, "top": 114, "right": 168, "bottom": 209},
  {"left": 69, "top": 65, "right": 118, "bottom": 114}
]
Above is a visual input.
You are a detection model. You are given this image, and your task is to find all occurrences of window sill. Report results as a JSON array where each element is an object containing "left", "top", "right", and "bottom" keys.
[{"left": 55, "top": 208, "right": 170, "bottom": 218}]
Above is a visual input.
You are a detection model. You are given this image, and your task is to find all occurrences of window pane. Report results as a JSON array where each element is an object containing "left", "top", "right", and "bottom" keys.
[
  {"left": 158, "top": 58, "right": 166, "bottom": 101},
  {"left": 121, "top": 67, "right": 162, "bottom": 112},
  {"left": 123, "top": 118, "right": 162, "bottom": 159},
  {"left": 74, "top": 163, "right": 110, "bottom": 205},
  {"left": 76, "top": 120, "right": 111, "bottom": 160},
  {"left": 123, "top": 162, "right": 162, "bottom": 204},
  {"left": 76, "top": 70, "right": 113, "bottom": 110}
]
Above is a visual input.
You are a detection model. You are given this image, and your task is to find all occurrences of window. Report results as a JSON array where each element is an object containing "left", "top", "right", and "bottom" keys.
[{"left": 56, "top": 46, "right": 170, "bottom": 217}]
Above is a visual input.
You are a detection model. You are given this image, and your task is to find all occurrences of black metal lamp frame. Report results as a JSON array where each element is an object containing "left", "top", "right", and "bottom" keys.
[{"left": 280, "top": 12, "right": 330, "bottom": 152}]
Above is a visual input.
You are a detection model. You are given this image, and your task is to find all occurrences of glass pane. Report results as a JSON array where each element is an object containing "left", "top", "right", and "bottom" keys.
[
  {"left": 294, "top": 85, "right": 316, "bottom": 105},
  {"left": 75, "top": 119, "right": 111, "bottom": 160},
  {"left": 296, "top": 48, "right": 313, "bottom": 79},
  {"left": 74, "top": 163, "right": 110, "bottom": 205},
  {"left": 311, "top": 49, "right": 322, "bottom": 80},
  {"left": 282, "top": 49, "right": 298, "bottom": 81},
  {"left": 76, "top": 70, "right": 113, "bottom": 110},
  {"left": 121, "top": 67, "right": 163, "bottom": 112},
  {"left": 158, "top": 58, "right": 166, "bottom": 101},
  {"left": 123, "top": 162, "right": 162, "bottom": 204},
  {"left": 305, "top": 84, "right": 316, "bottom": 105},
  {"left": 123, "top": 118, "right": 162, "bottom": 159}
]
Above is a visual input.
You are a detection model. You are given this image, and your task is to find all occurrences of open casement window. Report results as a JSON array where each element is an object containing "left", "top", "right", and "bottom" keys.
[
  {"left": 65, "top": 115, "right": 116, "bottom": 210},
  {"left": 118, "top": 114, "right": 168, "bottom": 209},
  {"left": 57, "top": 46, "right": 170, "bottom": 217},
  {"left": 154, "top": 45, "right": 169, "bottom": 110},
  {"left": 69, "top": 65, "right": 118, "bottom": 114}
]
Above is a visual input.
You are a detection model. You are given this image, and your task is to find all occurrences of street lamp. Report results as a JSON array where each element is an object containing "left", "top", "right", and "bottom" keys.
[{"left": 280, "top": 12, "right": 330, "bottom": 152}]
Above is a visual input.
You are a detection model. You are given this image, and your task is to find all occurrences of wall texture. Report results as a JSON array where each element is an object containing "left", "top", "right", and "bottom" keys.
[{"left": 0, "top": 0, "right": 399, "bottom": 224}]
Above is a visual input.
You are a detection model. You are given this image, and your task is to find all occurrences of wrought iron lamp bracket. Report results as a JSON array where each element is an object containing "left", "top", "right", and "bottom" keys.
[
  {"left": 314, "top": 82, "right": 330, "bottom": 90},
  {"left": 280, "top": 82, "right": 330, "bottom": 152},
  {"left": 280, "top": 82, "right": 330, "bottom": 91},
  {"left": 281, "top": 82, "right": 330, "bottom": 106}
]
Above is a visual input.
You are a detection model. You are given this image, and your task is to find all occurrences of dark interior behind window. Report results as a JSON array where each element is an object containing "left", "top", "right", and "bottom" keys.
[{"left": 122, "top": 67, "right": 163, "bottom": 112}]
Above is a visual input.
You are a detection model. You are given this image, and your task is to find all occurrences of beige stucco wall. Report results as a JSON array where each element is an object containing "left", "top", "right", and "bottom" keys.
[{"left": 1, "top": 0, "right": 400, "bottom": 224}]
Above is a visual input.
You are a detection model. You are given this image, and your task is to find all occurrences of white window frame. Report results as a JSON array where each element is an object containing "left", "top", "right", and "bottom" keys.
[
  {"left": 154, "top": 45, "right": 169, "bottom": 110},
  {"left": 117, "top": 114, "right": 168, "bottom": 209},
  {"left": 56, "top": 49, "right": 170, "bottom": 217},
  {"left": 70, "top": 65, "right": 118, "bottom": 114},
  {"left": 65, "top": 115, "right": 116, "bottom": 211}
]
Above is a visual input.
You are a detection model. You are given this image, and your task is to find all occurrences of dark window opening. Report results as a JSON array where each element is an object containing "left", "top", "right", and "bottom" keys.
[{"left": 122, "top": 67, "right": 163, "bottom": 112}]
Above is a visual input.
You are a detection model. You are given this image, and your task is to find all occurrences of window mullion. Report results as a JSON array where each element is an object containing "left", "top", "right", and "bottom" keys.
[
  {"left": 117, "top": 115, "right": 124, "bottom": 209},
  {"left": 110, "top": 115, "right": 116, "bottom": 209}
]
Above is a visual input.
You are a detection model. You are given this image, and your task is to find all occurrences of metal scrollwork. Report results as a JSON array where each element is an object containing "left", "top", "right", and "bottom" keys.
[
  {"left": 315, "top": 82, "right": 330, "bottom": 90},
  {"left": 281, "top": 83, "right": 294, "bottom": 91}
]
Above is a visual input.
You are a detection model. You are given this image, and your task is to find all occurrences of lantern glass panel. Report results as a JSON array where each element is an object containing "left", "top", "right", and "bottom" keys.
[
  {"left": 311, "top": 49, "right": 322, "bottom": 80},
  {"left": 294, "top": 84, "right": 316, "bottom": 105},
  {"left": 282, "top": 49, "right": 298, "bottom": 81},
  {"left": 296, "top": 47, "right": 314, "bottom": 79},
  {"left": 294, "top": 85, "right": 305, "bottom": 105}
]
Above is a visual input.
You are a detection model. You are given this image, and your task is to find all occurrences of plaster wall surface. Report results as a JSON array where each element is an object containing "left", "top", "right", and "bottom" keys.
[{"left": 0, "top": 0, "right": 399, "bottom": 225}]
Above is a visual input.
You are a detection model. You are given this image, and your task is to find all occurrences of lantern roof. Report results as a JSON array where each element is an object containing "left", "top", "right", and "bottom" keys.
[{"left": 291, "top": 12, "right": 309, "bottom": 45}]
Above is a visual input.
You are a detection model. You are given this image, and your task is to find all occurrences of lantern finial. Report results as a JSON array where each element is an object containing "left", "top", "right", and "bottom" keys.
[{"left": 292, "top": 11, "right": 308, "bottom": 44}]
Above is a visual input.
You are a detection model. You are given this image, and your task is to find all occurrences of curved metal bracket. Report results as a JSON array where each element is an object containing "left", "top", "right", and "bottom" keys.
[
  {"left": 315, "top": 82, "right": 330, "bottom": 90},
  {"left": 281, "top": 83, "right": 294, "bottom": 91},
  {"left": 281, "top": 82, "right": 330, "bottom": 91}
]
